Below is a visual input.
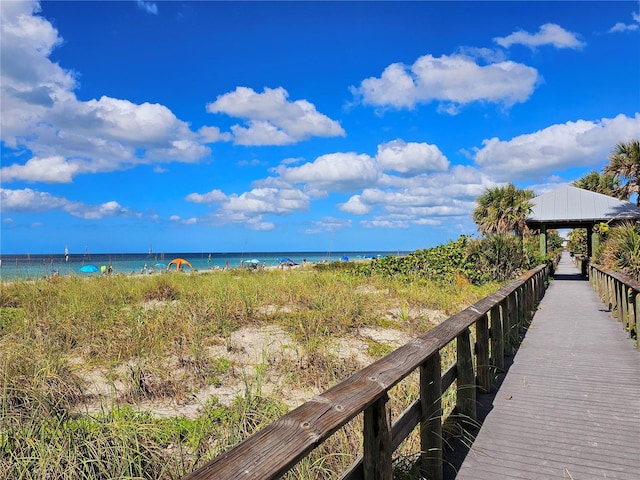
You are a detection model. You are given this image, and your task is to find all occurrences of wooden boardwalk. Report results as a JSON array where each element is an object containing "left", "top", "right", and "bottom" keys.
[{"left": 454, "top": 252, "right": 640, "bottom": 479}]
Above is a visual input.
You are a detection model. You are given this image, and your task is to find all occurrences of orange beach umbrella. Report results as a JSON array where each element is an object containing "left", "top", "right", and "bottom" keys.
[{"left": 167, "top": 258, "right": 193, "bottom": 271}]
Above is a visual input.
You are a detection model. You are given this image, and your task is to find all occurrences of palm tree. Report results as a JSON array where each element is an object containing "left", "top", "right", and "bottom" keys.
[
  {"left": 603, "top": 140, "right": 640, "bottom": 205},
  {"left": 573, "top": 171, "right": 624, "bottom": 199},
  {"left": 472, "top": 183, "right": 535, "bottom": 237}
]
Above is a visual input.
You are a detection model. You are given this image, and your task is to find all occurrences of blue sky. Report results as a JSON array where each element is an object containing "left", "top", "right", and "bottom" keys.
[{"left": 1, "top": 1, "right": 639, "bottom": 255}]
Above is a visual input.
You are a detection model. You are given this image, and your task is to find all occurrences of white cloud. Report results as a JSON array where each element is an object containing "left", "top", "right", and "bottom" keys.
[
  {"left": 474, "top": 113, "right": 640, "bottom": 181},
  {"left": 136, "top": 1, "right": 158, "bottom": 15},
  {"left": 312, "top": 217, "right": 352, "bottom": 231},
  {"left": 0, "top": 1, "right": 76, "bottom": 145},
  {"left": 68, "top": 200, "right": 128, "bottom": 220},
  {"left": 494, "top": 23, "right": 585, "bottom": 50},
  {"left": 609, "top": 22, "right": 639, "bottom": 33},
  {"left": 185, "top": 186, "right": 310, "bottom": 218},
  {"left": 360, "top": 213, "right": 443, "bottom": 229},
  {"left": 361, "top": 217, "right": 412, "bottom": 229},
  {"left": 248, "top": 221, "right": 275, "bottom": 231},
  {"left": 339, "top": 195, "right": 372, "bottom": 215},
  {"left": 0, "top": 187, "right": 133, "bottom": 219},
  {"left": 1, "top": 187, "right": 69, "bottom": 212},
  {"left": 609, "top": 7, "right": 640, "bottom": 33},
  {"left": 338, "top": 166, "right": 493, "bottom": 228},
  {"left": 65, "top": 96, "right": 185, "bottom": 145},
  {"left": 231, "top": 121, "right": 294, "bottom": 146},
  {"left": 198, "top": 125, "right": 232, "bottom": 143},
  {"left": 225, "top": 188, "right": 310, "bottom": 215},
  {"left": 207, "top": 86, "right": 345, "bottom": 145},
  {"left": 190, "top": 143, "right": 485, "bottom": 228},
  {"left": 376, "top": 139, "right": 449, "bottom": 176},
  {"left": 277, "top": 152, "right": 379, "bottom": 193},
  {"left": 1, "top": 155, "right": 80, "bottom": 183},
  {"left": 0, "top": 2, "right": 212, "bottom": 184},
  {"left": 352, "top": 54, "right": 539, "bottom": 110},
  {"left": 185, "top": 189, "right": 227, "bottom": 204},
  {"left": 145, "top": 139, "right": 211, "bottom": 163}
]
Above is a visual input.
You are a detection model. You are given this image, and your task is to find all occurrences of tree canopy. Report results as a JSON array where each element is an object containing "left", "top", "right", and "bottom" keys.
[
  {"left": 603, "top": 140, "right": 640, "bottom": 205},
  {"left": 572, "top": 170, "right": 623, "bottom": 198},
  {"left": 472, "top": 183, "right": 535, "bottom": 237}
]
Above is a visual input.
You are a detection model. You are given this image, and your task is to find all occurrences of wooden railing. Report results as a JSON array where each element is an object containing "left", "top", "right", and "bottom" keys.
[
  {"left": 588, "top": 263, "right": 639, "bottom": 351},
  {"left": 183, "top": 265, "right": 550, "bottom": 480}
]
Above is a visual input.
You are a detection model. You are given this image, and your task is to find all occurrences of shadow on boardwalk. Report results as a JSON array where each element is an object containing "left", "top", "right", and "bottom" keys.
[
  {"left": 446, "top": 252, "right": 640, "bottom": 479},
  {"left": 441, "top": 340, "right": 518, "bottom": 478}
]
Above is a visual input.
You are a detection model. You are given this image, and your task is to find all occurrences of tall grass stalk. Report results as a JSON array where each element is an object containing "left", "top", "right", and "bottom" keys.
[{"left": 1, "top": 266, "right": 500, "bottom": 478}]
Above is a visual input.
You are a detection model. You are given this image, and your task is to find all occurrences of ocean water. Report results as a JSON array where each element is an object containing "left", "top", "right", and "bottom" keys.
[{"left": 0, "top": 251, "right": 407, "bottom": 281}]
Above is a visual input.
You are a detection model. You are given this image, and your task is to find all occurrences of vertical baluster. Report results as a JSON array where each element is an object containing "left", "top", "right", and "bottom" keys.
[
  {"left": 363, "top": 393, "right": 392, "bottom": 480},
  {"left": 456, "top": 328, "right": 476, "bottom": 421},
  {"left": 490, "top": 303, "right": 504, "bottom": 372},
  {"left": 420, "top": 353, "right": 442, "bottom": 480},
  {"left": 476, "top": 314, "right": 490, "bottom": 393}
]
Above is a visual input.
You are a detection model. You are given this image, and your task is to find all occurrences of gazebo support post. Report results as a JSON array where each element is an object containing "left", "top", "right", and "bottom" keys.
[
  {"left": 539, "top": 224, "right": 547, "bottom": 258},
  {"left": 591, "top": 224, "right": 599, "bottom": 258},
  {"left": 587, "top": 224, "right": 594, "bottom": 258}
]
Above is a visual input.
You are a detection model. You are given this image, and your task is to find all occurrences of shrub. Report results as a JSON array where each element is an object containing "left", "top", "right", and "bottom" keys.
[{"left": 596, "top": 222, "right": 640, "bottom": 280}]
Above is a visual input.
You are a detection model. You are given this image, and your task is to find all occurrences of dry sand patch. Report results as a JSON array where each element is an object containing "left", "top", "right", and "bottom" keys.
[{"left": 73, "top": 315, "right": 445, "bottom": 418}]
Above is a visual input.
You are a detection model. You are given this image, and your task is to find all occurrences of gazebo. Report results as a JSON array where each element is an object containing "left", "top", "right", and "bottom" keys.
[{"left": 526, "top": 185, "right": 640, "bottom": 257}]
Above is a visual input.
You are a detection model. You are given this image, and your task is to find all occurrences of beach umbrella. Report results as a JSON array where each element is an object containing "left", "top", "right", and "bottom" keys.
[
  {"left": 154, "top": 262, "right": 167, "bottom": 268},
  {"left": 79, "top": 264, "right": 99, "bottom": 273},
  {"left": 278, "top": 257, "right": 297, "bottom": 266},
  {"left": 242, "top": 259, "right": 261, "bottom": 269},
  {"left": 167, "top": 258, "right": 194, "bottom": 271},
  {"left": 340, "top": 256, "right": 349, "bottom": 262}
]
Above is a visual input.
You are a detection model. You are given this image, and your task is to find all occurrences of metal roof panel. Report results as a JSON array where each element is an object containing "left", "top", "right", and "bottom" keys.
[{"left": 527, "top": 185, "right": 640, "bottom": 224}]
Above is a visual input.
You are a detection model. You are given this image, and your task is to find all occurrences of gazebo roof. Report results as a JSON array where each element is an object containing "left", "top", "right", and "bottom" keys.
[{"left": 526, "top": 185, "right": 640, "bottom": 228}]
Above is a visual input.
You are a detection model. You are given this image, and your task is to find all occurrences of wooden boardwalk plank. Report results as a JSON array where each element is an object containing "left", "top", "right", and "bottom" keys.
[{"left": 454, "top": 252, "right": 640, "bottom": 479}]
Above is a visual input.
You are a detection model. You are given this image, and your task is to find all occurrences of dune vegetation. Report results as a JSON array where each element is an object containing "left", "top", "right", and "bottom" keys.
[{"left": 0, "top": 238, "right": 518, "bottom": 480}]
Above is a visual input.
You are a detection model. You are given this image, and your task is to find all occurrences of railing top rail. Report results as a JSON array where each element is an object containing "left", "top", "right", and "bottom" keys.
[
  {"left": 589, "top": 263, "right": 640, "bottom": 292},
  {"left": 183, "top": 264, "right": 547, "bottom": 480}
]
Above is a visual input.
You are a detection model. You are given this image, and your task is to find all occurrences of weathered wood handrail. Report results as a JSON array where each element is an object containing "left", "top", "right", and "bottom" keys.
[
  {"left": 588, "top": 263, "right": 639, "bottom": 351},
  {"left": 183, "top": 265, "right": 550, "bottom": 480}
]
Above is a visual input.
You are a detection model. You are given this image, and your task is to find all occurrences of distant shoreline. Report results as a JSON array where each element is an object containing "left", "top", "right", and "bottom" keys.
[{"left": 0, "top": 250, "right": 409, "bottom": 282}]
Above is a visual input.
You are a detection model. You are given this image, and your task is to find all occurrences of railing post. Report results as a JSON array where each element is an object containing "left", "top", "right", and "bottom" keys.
[
  {"left": 613, "top": 279, "right": 623, "bottom": 322},
  {"left": 490, "top": 303, "right": 504, "bottom": 372},
  {"left": 504, "top": 292, "right": 515, "bottom": 356},
  {"left": 420, "top": 353, "right": 442, "bottom": 480},
  {"left": 526, "top": 281, "right": 534, "bottom": 321},
  {"left": 515, "top": 286, "right": 524, "bottom": 340},
  {"left": 476, "top": 314, "right": 490, "bottom": 393},
  {"left": 456, "top": 328, "right": 476, "bottom": 421},
  {"left": 628, "top": 289, "right": 637, "bottom": 340},
  {"left": 363, "top": 393, "right": 392, "bottom": 480},
  {"left": 607, "top": 275, "right": 615, "bottom": 311},
  {"left": 621, "top": 283, "right": 629, "bottom": 325}
]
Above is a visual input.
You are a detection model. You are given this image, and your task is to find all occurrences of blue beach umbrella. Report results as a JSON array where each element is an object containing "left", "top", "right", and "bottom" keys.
[
  {"left": 79, "top": 264, "right": 100, "bottom": 273},
  {"left": 154, "top": 262, "right": 167, "bottom": 268},
  {"left": 278, "top": 257, "right": 297, "bottom": 266}
]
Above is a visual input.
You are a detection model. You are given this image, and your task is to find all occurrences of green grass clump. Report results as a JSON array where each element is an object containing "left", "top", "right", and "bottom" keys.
[{"left": 0, "top": 264, "right": 502, "bottom": 479}]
